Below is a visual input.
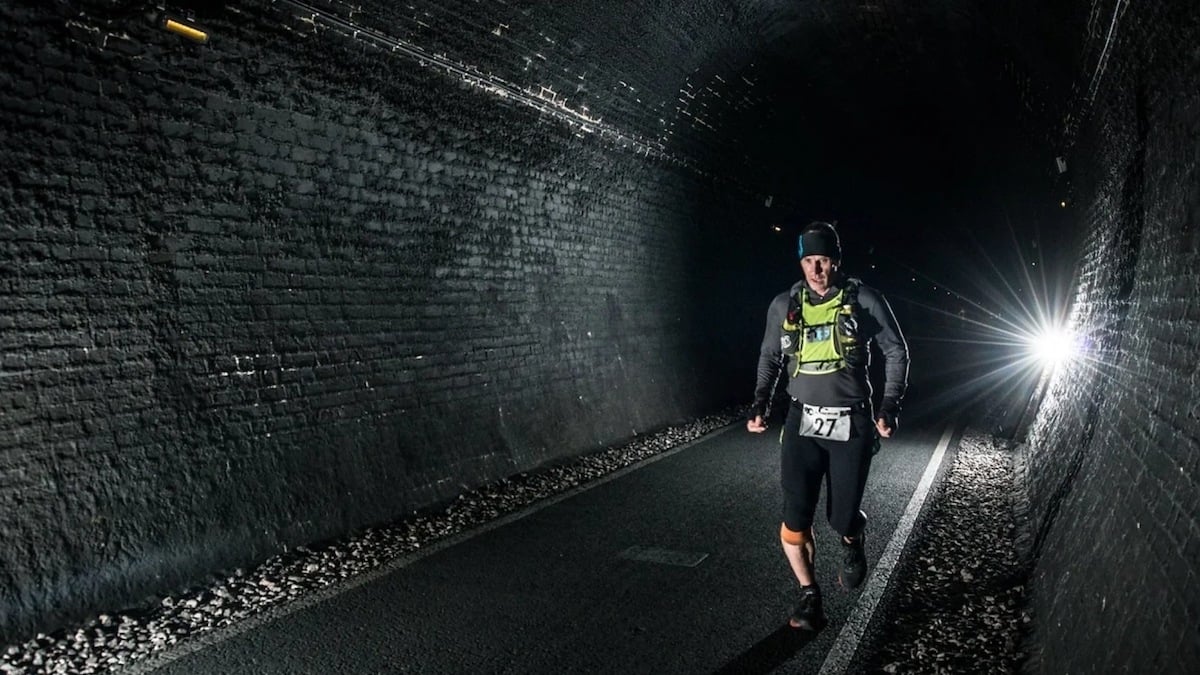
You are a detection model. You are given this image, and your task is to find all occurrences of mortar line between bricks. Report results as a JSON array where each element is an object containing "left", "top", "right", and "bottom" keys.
[
  {"left": 124, "top": 423, "right": 739, "bottom": 675},
  {"left": 272, "top": 0, "right": 674, "bottom": 162},
  {"left": 818, "top": 421, "right": 959, "bottom": 675}
]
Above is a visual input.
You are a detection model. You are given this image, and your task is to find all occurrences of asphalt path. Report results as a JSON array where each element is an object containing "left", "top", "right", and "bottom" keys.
[{"left": 148, "top": 416, "right": 959, "bottom": 675}]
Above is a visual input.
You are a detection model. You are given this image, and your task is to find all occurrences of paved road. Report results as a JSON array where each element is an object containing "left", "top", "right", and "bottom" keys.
[{"left": 148, "top": 415, "right": 958, "bottom": 674}]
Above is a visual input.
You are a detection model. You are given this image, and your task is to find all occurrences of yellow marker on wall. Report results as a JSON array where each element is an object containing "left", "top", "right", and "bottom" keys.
[{"left": 165, "top": 19, "right": 208, "bottom": 43}]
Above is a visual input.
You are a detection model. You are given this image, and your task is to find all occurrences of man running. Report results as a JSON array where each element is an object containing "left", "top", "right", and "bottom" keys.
[{"left": 747, "top": 221, "right": 909, "bottom": 630}]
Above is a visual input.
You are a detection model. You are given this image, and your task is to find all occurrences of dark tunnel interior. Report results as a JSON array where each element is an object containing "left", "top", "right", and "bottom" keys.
[{"left": 2, "top": 0, "right": 1198, "bottom": 671}]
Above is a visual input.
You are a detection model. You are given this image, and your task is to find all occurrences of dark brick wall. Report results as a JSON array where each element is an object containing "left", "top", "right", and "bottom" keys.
[
  {"left": 0, "top": 1, "right": 764, "bottom": 640},
  {"left": 8, "top": 0, "right": 1195, "bottom": 662},
  {"left": 1022, "top": 0, "right": 1200, "bottom": 671}
]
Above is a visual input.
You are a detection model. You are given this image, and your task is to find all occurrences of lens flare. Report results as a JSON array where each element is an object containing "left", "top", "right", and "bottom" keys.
[
  {"left": 870, "top": 221, "right": 1096, "bottom": 437},
  {"left": 1027, "top": 326, "right": 1078, "bottom": 369}
]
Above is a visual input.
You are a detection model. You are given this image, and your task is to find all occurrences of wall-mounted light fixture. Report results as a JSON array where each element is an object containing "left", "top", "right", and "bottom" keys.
[{"left": 165, "top": 18, "right": 208, "bottom": 43}]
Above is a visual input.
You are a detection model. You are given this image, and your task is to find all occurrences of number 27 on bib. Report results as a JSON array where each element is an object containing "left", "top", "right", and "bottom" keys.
[{"left": 798, "top": 404, "right": 852, "bottom": 441}]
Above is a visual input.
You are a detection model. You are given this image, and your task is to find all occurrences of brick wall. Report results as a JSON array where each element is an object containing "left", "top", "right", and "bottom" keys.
[
  {"left": 13, "top": 0, "right": 1198, "bottom": 661},
  {"left": 1022, "top": 0, "right": 1200, "bottom": 670},
  {"left": 0, "top": 1, "right": 768, "bottom": 640}
]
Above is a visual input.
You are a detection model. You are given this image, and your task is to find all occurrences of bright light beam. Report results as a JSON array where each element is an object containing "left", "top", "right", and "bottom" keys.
[{"left": 1027, "top": 326, "right": 1079, "bottom": 370}]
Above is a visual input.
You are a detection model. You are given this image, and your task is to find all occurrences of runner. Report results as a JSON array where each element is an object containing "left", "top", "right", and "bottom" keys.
[{"left": 746, "top": 221, "right": 909, "bottom": 630}]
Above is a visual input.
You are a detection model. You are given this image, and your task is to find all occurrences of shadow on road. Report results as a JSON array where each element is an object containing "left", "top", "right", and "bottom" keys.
[{"left": 711, "top": 623, "right": 818, "bottom": 674}]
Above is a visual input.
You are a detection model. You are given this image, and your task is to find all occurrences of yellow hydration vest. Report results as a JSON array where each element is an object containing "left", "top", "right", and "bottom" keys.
[{"left": 782, "top": 288, "right": 859, "bottom": 376}]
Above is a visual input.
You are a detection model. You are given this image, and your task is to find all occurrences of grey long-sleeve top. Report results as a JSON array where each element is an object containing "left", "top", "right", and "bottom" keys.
[{"left": 752, "top": 277, "right": 909, "bottom": 416}]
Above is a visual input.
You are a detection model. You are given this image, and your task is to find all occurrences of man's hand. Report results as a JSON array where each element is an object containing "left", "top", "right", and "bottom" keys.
[
  {"left": 875, "top": 415, "right": 894, "bottom": 438},
  {"left": 747, "top": 415, "right": 767, "bottom": 433}
]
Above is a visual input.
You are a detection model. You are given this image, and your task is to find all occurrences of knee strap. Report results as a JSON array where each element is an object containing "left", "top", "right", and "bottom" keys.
[{"left": 780, "top": 523, "right": 813, "bottom": 547}]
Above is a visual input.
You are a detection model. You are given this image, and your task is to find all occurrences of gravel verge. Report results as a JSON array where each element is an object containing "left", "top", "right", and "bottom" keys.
[
  {"left": 4, "top": 420, "right": 1036, "bottom": 675},
  {"left": 861, "top": 428, "right": 1033, "bottom": 674},
  {"left": 1, "top": 410, "right": 740, "bottom": 675}
]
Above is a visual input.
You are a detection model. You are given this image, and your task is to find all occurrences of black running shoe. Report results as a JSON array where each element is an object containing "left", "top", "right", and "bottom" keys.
[
  {"left": 839, "top": 532, "right": 867, "bottom": 589},
  {"left": 788, "top": 585, "right": 826, "bottom": 631}
]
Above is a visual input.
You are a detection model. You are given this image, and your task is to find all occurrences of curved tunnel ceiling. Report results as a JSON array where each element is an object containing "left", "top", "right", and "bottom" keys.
[{"left": 290, "top": 0, "right": 1085, "bottom": 285}]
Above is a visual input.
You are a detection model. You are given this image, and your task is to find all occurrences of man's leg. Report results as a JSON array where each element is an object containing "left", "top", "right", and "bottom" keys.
[
  {"left": 780, "top": 405, "right": 825, "bottom": 583},
  {"left": 780, "top": 405, "right": 827, "bottom": 629},
  {"left": 825, "top": 413, "right": 876, "bottom": 588},
  {"left": 780, "top": 522, "right": 825, "bottom": 630},
  {"left": 780, "top": 523, "right": 815, "bottom": 585}
]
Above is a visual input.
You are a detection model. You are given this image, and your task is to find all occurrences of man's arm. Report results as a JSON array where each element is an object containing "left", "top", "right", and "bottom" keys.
[
  {"left": 859, "top": 286, "right": 909, "bottom": 435},
  {"left": 748, "top": 294, "right": 787, "bottom": 432}
]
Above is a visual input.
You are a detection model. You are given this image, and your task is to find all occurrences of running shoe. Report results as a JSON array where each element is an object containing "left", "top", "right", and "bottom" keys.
[
  {"left": 839, "top": 532, "right": 867, "bottom": 589},
  {"left": 788, "top": 584, "right": 826, "bottom": 631}
]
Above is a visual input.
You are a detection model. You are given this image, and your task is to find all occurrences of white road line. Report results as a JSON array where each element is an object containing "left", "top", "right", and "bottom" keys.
[{"left": 818, "top": 423, "right": 959, "bottom": 675}]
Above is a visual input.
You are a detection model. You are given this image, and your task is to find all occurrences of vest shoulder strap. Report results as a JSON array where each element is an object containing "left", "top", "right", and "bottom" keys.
[
  {"left": 842, "top": 278, "right": 861, "bottom": 306},
  {"left": 786, "top": 292, "right": 804, "bottom": 328}
]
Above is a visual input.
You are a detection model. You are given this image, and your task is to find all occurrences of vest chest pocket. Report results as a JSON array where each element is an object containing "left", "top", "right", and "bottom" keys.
[{"left": 806, "top": 325, "right": 832, "bottom": 343}]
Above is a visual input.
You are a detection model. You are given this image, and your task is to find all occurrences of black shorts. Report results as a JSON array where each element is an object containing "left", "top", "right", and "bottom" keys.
[{"left": 779, "top": 401, "right": 876, "bottom": 536}]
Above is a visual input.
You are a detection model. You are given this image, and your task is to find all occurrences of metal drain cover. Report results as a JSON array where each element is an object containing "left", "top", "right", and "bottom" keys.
[{"left": 619, "top": 545, "right": 709, "bottom": 568}]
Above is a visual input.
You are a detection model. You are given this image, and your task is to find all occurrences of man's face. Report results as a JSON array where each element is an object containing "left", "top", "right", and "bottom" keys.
[{"left": 801, "top": 255, "right": 838, "bottom": 291}]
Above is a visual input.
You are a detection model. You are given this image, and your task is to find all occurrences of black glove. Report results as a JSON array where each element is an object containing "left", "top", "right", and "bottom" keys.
[
  {"left": 748, "top": 399, "right": 768, "bottom": 421},
  {"left": 877, "top": 400, "right": 900, "bottom": 433}
]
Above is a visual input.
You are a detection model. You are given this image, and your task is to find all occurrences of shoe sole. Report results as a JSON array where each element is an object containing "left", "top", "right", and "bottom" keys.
[
  {"left": 837, "top": 571, "right": 865, "bottom": 590},
  {"left": 788, "top": 616, "right": 826, "bottom": 631}
]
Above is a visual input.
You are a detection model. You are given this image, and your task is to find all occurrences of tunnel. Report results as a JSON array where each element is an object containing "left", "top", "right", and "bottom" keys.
[{"left": 1, "top": 0, "right": 1198, "bottom": 672}]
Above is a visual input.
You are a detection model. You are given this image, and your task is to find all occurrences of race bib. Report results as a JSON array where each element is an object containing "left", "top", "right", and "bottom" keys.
[{"left": 798, "top": 404, "right": 852, "bottom": 441}]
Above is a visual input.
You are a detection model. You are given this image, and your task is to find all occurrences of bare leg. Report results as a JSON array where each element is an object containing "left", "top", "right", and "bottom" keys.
[{"left": 781, "top": 528, "right": 816, "bottom": 586}]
